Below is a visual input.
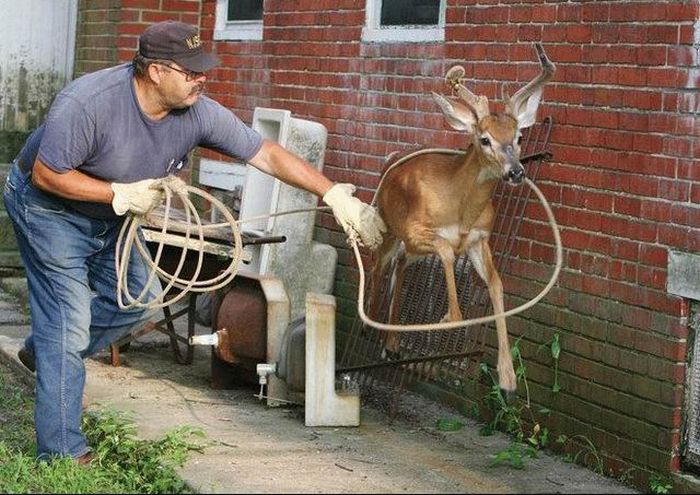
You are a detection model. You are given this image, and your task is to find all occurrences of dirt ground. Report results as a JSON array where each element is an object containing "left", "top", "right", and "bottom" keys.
[
  {"left": 76, "top": 328, "right": 639, "bottom": 494},
  {"left": 0, "top": 282, "right": 640, "bottom": 494}
]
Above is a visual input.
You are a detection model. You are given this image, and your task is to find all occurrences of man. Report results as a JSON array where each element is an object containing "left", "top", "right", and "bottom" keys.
[{"left": 4, "top": 20, "right": 385, "bottom": 463}]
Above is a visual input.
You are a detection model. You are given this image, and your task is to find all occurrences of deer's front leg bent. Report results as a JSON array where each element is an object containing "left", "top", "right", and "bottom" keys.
[{"left": 468, "top": 238, "right": 517, "bottom": 401}]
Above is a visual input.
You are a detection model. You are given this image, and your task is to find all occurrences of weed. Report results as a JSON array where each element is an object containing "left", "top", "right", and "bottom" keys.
[
  {"left": 648, "top": 473, "right": 673, "bottom": 494},
  {"left": 0, "top": 361, "right": 205, "bottom": 493},
  {"left": 615, "top": 467, "right": 636, "bottom": 486},
  {"left": 556, "top": 434, "right": 604, "bottom": 474},
  {"left": 547, "top": 333, "right": 561, "bottom": 393},
  {"left": 535, "top": 332, "right": 561, "bottom": 393},
  {"left": 480, "top": 338, "right": 550, "bottom": 445},
  {"left": 480, "top": 337, "right": 551, "bottom": 468},
  {"left": 489, "top": 442, "right": 538, "bottom": 470},
  {"left": 83, "top": 409, "right": 206, "bottom": 492}
]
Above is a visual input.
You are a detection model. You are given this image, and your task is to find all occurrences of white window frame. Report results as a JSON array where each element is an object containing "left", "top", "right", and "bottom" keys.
[
  {"left": 362, "top": 0, "right": 446, "bottom": 43},
  {"left": 213, "top": 0, "right": 263, "bottom": 41}
]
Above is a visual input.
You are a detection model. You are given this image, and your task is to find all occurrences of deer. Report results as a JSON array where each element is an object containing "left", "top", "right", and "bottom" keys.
[{"left": 369, "top": 43, "right": 555, "bottom": 399}]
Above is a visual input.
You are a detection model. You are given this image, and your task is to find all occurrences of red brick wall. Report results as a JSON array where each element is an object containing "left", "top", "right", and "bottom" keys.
[
  {"left": 75, "top": 0, "right": 202, "bottom": 76},
  {"left": 202, "top": 0, "right": 700, "bottom": 483},
  {"left": 74, "top": 0, "right": 700, "bottom": 483}
]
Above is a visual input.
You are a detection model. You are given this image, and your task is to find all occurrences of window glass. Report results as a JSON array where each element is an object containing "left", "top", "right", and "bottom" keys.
[
  {"left": 362, "top": 0, "right": 445, "bottom": 43},
  {"left": 380, "top": 0, "right": 440, "bottom": 26},
  {"left": 227, "top": 0, "right": 263, "bottom": 21},
  {"left": 215, "top": 0, "right": 263, "bottom": 41}
]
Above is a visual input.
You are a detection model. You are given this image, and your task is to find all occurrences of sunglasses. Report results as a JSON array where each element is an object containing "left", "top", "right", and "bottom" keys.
[{"left": 159, "top": 63, "right": 205, "bottom": 82}]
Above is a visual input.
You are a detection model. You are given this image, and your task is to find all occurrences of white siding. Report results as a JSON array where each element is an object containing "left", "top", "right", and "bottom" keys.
[{"left": 0, "top": 0, "right": 78, "bottom": 131}]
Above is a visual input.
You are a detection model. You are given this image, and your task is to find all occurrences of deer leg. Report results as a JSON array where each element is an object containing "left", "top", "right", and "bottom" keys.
[
  {"left": 468, "top": 238, "right": 517, "bottom": 400},
  {"left": 368, "top": 236, "right": 404, "bottom": 358},
  {"left": 368, "top": 235, "right": 399, "bottom": 320},
  {"left": 382, "top": 251, "right": 409, "bottom": 355},
  {"left": 434, "top": 238, "right": 463, "bottom": 322}
]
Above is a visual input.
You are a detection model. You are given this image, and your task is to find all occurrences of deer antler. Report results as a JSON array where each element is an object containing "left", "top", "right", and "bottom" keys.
[
  {"left": 445, "top": 65, "right": 490, "bottom": 120},
  {"left": 504, "top": 43, "right": 555, "bottom": 117}
]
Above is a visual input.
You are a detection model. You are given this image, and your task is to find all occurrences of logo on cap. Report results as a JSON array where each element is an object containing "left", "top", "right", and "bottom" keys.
[{"left": 185, "top": 34, "right": 201, "bottom": 50}]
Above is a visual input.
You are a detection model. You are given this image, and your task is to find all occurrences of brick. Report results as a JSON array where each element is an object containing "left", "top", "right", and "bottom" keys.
[
  {"left": 121, "top": 0, "right": 161, "bottom": 8},
  {"left": 592, "top": 23, "right": 619, "bottom": 43},
  {"left": 647, "top": 25, "right": 680, "bottom": 44}
]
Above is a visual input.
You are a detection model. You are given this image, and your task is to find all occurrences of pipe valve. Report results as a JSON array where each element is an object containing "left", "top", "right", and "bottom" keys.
[
  {"left": 189, "top": 333, "right": 220, "bottom": 346},
  {"left": 255, "top": 362, "right": 277, "bottom": 401}
]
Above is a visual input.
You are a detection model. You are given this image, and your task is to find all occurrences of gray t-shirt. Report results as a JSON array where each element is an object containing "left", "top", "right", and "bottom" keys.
[{"left": 16, "top": 63, "right": 263, "bottom": 219}]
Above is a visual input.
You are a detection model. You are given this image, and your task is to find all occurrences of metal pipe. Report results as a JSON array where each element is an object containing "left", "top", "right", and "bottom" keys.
[{"left": 336, "top": 349, "right": 483, "bottom": 373}]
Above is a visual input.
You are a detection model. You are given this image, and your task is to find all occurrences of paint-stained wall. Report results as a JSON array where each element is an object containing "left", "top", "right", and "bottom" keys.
[{"left": 0, "top": 0, "right": 78, "bottom": 160}]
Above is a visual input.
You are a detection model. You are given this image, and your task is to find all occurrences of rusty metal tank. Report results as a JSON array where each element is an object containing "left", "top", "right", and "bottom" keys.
[{"left": 209, "top": 276, "right": 268, "bottom": 388}]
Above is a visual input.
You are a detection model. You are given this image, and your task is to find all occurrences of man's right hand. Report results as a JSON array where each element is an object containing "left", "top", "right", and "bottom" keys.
[
  {"left": 111, "top": 179, "right": 163, "bottom": 216},
  {"left": 323, "top": 183, "right": 387, "bottom": 250}
]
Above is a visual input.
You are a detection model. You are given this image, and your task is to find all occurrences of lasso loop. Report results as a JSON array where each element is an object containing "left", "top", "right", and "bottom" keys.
[
  {"left": 358, "top": 147, "right": 562, "bottom": 332},
  {"left": 115, "top": 149, "right": 560, "bottom": 328}
]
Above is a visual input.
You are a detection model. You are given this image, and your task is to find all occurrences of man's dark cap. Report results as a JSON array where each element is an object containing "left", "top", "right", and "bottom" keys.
[{"left": 138, "top": 21, "right": 220, "bottom": 72}]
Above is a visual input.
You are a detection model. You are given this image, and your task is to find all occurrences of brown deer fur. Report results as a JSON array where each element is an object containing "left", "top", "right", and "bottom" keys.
[{"left": 369, "top": 44, "right": 555, "bottom": 397}]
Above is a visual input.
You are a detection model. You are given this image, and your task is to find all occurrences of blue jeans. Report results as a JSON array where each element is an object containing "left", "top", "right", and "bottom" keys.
[{"left": 3, "top": 162, "right": 162, "bottom": 460}]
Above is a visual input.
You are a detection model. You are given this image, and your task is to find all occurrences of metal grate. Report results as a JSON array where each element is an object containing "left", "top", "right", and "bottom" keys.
[
  {"left": 683, "top": 303, "right": 700, "bottom": 471},
  {"left": 338, "top": 117, "right": 553, "bottom": 416}
]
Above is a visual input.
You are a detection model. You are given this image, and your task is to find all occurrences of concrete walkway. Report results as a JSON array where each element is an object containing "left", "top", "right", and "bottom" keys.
[{"left": 0, "top": 278, "right": 645, "bottom": 493}]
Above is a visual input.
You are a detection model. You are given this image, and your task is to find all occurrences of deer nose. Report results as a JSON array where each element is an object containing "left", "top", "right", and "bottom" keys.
[{"left": 507, "top": 166, "right": 524, "bottom": 184}]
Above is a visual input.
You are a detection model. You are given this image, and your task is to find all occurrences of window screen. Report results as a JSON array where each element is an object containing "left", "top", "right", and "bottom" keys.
[
  {"left": 227, "top": 0, "right": 263, "bottom": 21},
  {"left": 380, "top": 0, "right": 440, "bottom": 26}
]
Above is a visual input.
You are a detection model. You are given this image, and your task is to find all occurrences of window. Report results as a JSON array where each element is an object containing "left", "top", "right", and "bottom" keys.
[
  {"left": 363, "top": 0, "right": 445, "bottom": 43},
  {"left": 227, "top": 0, "right": 262, "bottom": 21},
  {"left": 214, "top": 0, "right": 263, "bottom": 41}
]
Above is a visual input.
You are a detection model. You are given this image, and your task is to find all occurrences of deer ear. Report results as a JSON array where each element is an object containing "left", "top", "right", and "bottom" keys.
[
  {"left": 432, "top": 92, "right": 477, "bottom": 133},
  {"left": 511, "top": 87, "right": 544, "bottom": 130}
]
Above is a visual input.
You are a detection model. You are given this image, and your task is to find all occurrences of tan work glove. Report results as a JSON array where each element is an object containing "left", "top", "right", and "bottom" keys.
[
  {"left": 111, "top": 179, "right": 164, "bottom": 216},
  {"left": 323, "top": 183, "right": 387, "bottom": 250}
]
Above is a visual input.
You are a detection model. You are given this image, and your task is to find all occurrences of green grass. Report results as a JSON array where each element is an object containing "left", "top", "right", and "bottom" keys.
[{"left": 0, "top": 361, "right": 205, "bottom": 494}]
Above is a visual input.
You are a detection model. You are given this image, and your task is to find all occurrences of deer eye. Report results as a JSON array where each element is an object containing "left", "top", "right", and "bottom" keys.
[{"left": 479, "top": 137, "right": 491, "bottom": 147}]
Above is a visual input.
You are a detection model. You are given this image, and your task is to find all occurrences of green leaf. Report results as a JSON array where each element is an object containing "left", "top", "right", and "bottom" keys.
[
  {"left": 551, "top": 334, "right": 561, "bottom": 359},
  {"left": 435, "top": 418, "right": 464, "bottom": 432}
]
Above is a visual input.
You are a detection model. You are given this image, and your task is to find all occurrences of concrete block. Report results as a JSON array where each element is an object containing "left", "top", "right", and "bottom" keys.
[
  {"left": 668, "top": 250, "right": 700, "bottom": 300},
  {"left": 304, "top": 292, "right": 359, "bottom": 427}
]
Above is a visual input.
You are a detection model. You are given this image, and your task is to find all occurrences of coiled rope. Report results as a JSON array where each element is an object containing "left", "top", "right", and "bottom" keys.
[
  {"left": 115, "top": 175, "right": 244, "bottom": 310},
  {"left": 115, "top": 175, "right": 334, "bottom": 310}
]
